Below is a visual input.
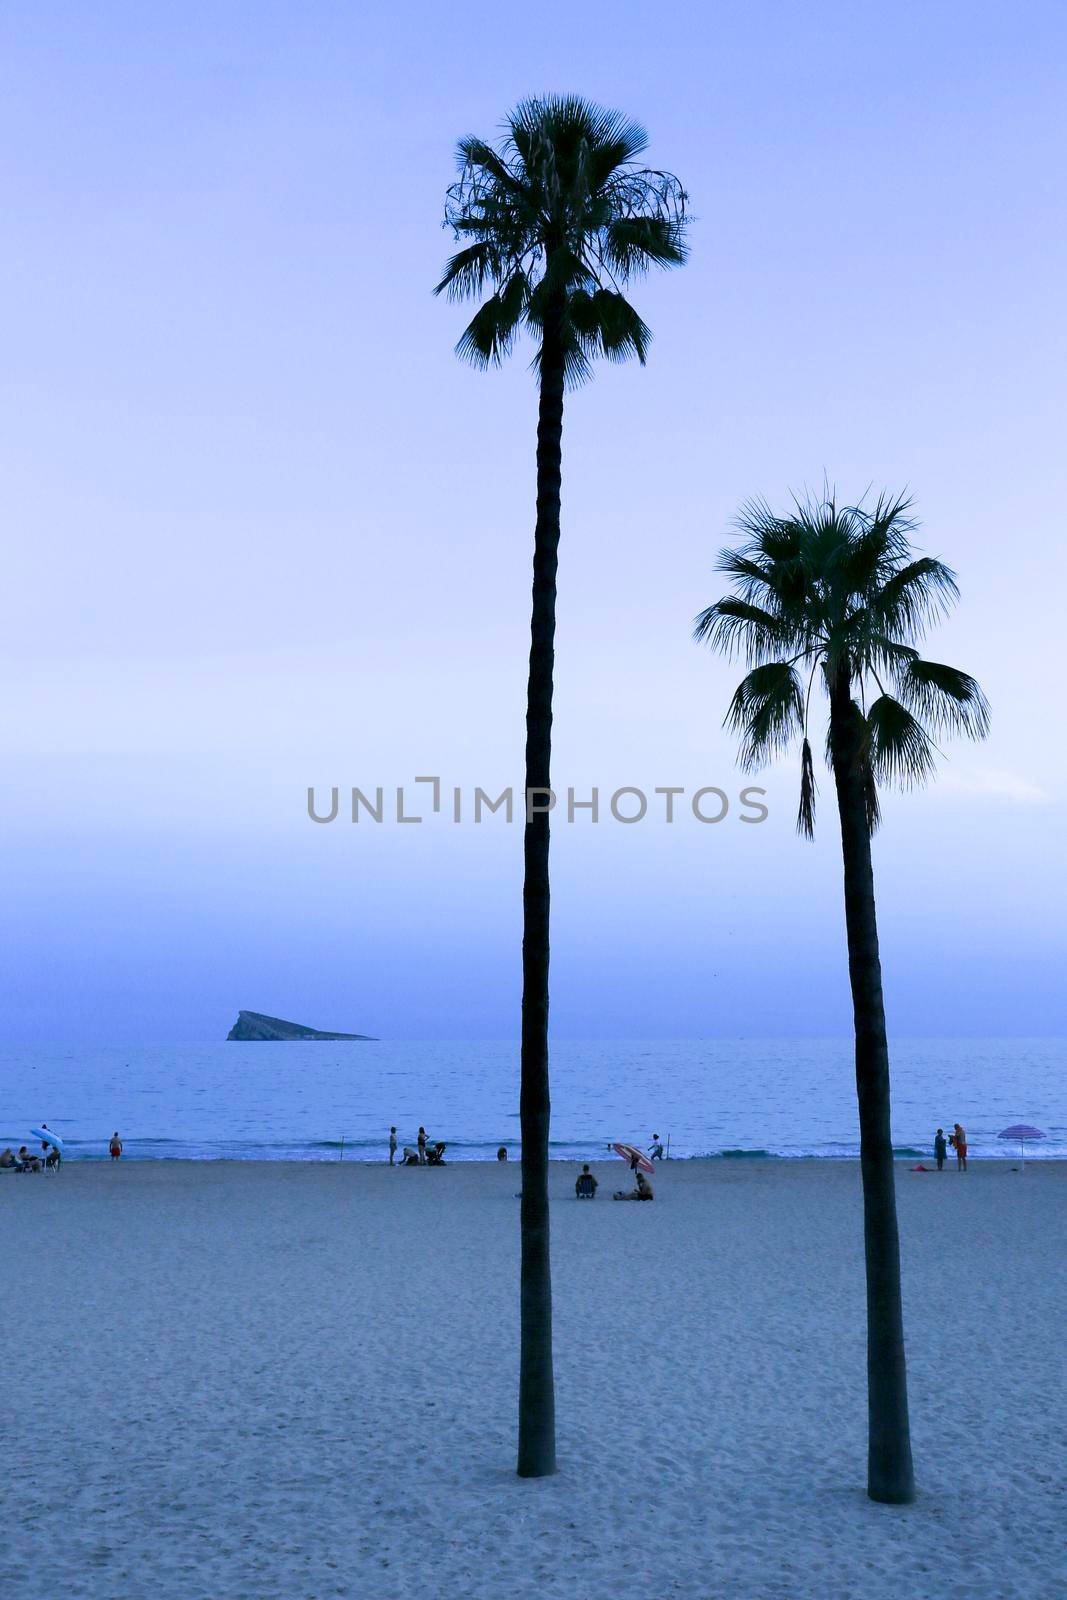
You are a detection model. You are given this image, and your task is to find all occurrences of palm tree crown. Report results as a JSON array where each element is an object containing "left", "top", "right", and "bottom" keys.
[
  {"left": 695, "top": 492, "right": 991, "bottom": 834},
  {"left": 435, "top": 95, "right": 688, "bottom": 383}
]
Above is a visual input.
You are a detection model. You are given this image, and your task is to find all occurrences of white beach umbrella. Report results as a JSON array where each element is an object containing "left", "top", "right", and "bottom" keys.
[
  {"left": 997, "top": 1124, "right": 1046, "bottom": 1164},
  {"left": 30, "top": 1125, "right": 65, "bottom": 1152}
]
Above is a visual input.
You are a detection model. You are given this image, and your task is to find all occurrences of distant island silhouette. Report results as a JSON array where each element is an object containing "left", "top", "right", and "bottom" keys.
[{"left": 226, "top": 1009, "right": 376, "bottom": 1042}]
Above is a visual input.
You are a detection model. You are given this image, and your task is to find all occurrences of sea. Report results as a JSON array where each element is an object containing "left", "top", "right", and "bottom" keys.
[{"left": 2, "top": 1038, "right": 1064, "bottom": 1162}]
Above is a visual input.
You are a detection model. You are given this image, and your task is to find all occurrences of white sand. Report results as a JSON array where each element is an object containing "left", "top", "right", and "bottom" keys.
[{"left": 3, "top": 1158, "right": 1064, "bottom": 1598}]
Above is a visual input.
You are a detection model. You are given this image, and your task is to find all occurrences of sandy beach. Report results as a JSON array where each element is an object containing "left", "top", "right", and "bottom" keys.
[{"left": 4, "top": 1158, "right": 1064, "bottom": 1598}]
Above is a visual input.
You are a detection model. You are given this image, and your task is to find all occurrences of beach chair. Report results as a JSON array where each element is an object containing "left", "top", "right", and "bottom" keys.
[{"left": 575, "top": 1173, "right": 597, "bottom": 1199}]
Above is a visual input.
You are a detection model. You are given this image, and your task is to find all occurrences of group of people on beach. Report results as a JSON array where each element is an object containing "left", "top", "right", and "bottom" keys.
[
  {"left": 1, "top": 1130, "right": 123, "bottom": 1169},
  {"left": 389, "top": 1125, "right": 446, "bottom": 1165},
  {"left": 573, "top": 1148, "right": 655, "bottom": 1201},
  {"left": 1, "top": 1142, "right": 60, "bottom": 1173},
  {"left": 934, "top": 1123, "right": 968, "bottom": 1170}
]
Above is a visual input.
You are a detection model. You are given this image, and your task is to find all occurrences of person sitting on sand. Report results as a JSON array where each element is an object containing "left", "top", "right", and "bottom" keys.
[
  {"left": 497, "top": 1146, "right": 508, "bottom": 1161},
  {"left": 575, "top": 1164, "right": 598, "bottom": 1197},
  {"left": 934, "top": 1128, "right": 947, "bottom": 1171},
  {"left": 614, "top": 1170, "right": 654, "bottom": 1201},
  {"left": 401, "top": 1146, "right": 420, "bottom": 1166},
  {"left": 44, "top": 1143, "right": 61, "bottom": 1171},
  {"left": 0, "top": 1147, "right": 15, "bottom": 1168},
  {"left": 16, "top": 1146, "right": 42, "bottom": 1172}
]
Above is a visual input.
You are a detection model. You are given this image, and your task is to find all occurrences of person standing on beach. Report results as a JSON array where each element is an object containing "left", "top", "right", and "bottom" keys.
[
  {"left": 388, "top": 1127, "right": 397, "bottom": 1165},
  {"left": 952, "top": 1123, "right": 968, "bottom": 1171},
  {"left": 648, "top": 1134, "right": 664, "bottom": 1161},
  {"left": 109, "top": 1132, "right": 123, "bottom": 1160},
  {"left": 417, "top": 1127, "right": 427, "bottom": 1165},
  {"left": 934, "top": 1128, "right": 947, "bottom": 1171}
]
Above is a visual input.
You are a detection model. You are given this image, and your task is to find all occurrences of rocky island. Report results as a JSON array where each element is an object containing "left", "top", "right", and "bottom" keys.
[{"left": 226, "top": 1009, "right": 376, "bottom": 1042}]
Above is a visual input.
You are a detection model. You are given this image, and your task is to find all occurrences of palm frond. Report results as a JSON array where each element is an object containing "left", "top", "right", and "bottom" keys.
[
  {"left": 865, "top": 695, "right": 937, "bottom": 787},
  {"left": 723, "top": 662, "right": 805, "bottom": 770},
  {"left": 434, "top": 241, "right": 504, "bottom": 301},
  {"left": 714, "top": 549, "right": 776, "bottom": 595},
  {"left": 797, "top": 736, "right": 817, "bottom": 839},
  {"left": 863, "top": 753, "right": 882, "bottom": 833},
  {"left": 569, "top": 288, "right": 651, "bottom": 362},
  {"left": 693, "top": 597, "right": 795, "bottom": 663},
  {"left": 895, "top": 658, "right": 991, "bottom": 738},
  {"left": 602, "top": 215, "right": 688, "bottom": 276},
  {"left": 863, "top": 634, "right": 919, "bottom": 676},
  {"left": 454, "top": 274, "right": 528, "bottom": 367},
  {"left": 841, "top": 491, "right": 917, "bottom": 580},
  {"left": 867, "top": 556, "right": 959, "bottom": 642}
]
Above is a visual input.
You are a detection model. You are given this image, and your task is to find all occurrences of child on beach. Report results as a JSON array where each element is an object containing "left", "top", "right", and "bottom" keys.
[
  {"left": 389, "top": 1127, "right": 397, "bottom": 1165},
  {"left": 934, "top": 1128, "right": 947, "bottom": 1171},
  {"left": 649, "top": 1134, "right": 665, "bottom": 1160}
]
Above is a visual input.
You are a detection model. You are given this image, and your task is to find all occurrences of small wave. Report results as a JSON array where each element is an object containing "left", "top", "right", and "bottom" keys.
[{"left": 703, "top": 1148, "right": 772, "bottom": 1160}]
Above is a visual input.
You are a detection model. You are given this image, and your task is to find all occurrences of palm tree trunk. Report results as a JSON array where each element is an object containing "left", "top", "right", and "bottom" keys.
[
  {"left": 829, "top": 674, "right": 915, "bottom": 1505},
  {"left": 516, "top": 309, "right": 565, "bottom": 1478}
]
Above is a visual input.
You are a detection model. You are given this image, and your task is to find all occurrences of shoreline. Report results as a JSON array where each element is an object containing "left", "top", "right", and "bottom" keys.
[{"left": 18, "top": 1152, "right": 1067, "bottom": 1165}]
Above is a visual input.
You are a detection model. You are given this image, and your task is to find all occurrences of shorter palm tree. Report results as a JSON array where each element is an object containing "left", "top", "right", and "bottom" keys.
[{"left": 696, "top": 490, "right": 989, "bottom": 1504}]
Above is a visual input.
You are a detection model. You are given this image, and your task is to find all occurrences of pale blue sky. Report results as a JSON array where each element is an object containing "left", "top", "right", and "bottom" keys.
[{"left": 2, "top": 1, "right": 1064, "bottom": 1040}]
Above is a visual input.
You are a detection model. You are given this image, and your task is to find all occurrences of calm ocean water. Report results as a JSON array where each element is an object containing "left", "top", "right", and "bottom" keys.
[{"left": 1, "top": 1038, "right": 1064, "bottom": 1162}]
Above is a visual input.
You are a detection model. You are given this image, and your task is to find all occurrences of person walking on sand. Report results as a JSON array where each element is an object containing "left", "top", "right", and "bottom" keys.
[
  {"left": 109, "top": 1132, "right": 123, "bottom": 1161},
  {"left": 934, "top": 1128, "right": 948, "bottom": 1171},
  {"left": 388, "top": 1127, "right": 397, "bottom": 1165},
  {"left": 417, "top": 1126, "right": 427, "bottom": 1165},
  {"left": 952, "top": 1122, "right": 968, "bottom": 1171}
]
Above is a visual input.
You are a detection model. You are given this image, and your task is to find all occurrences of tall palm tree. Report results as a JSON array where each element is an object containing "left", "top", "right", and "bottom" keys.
[
  {"left": 437, "top": 97, "right": 687, "bottom": 1477},
  {"left": 695, "top": 491, "right": 989, "bottom": 1504}
]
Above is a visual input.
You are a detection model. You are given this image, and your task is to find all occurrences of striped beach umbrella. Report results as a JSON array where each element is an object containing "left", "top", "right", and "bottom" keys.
[
  {"left": 612, "top": 1142, "right": 655, "bottom": 1176},
  {"left": 997, "top": 1124, "right": 1046, "bottom": 1164}
]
